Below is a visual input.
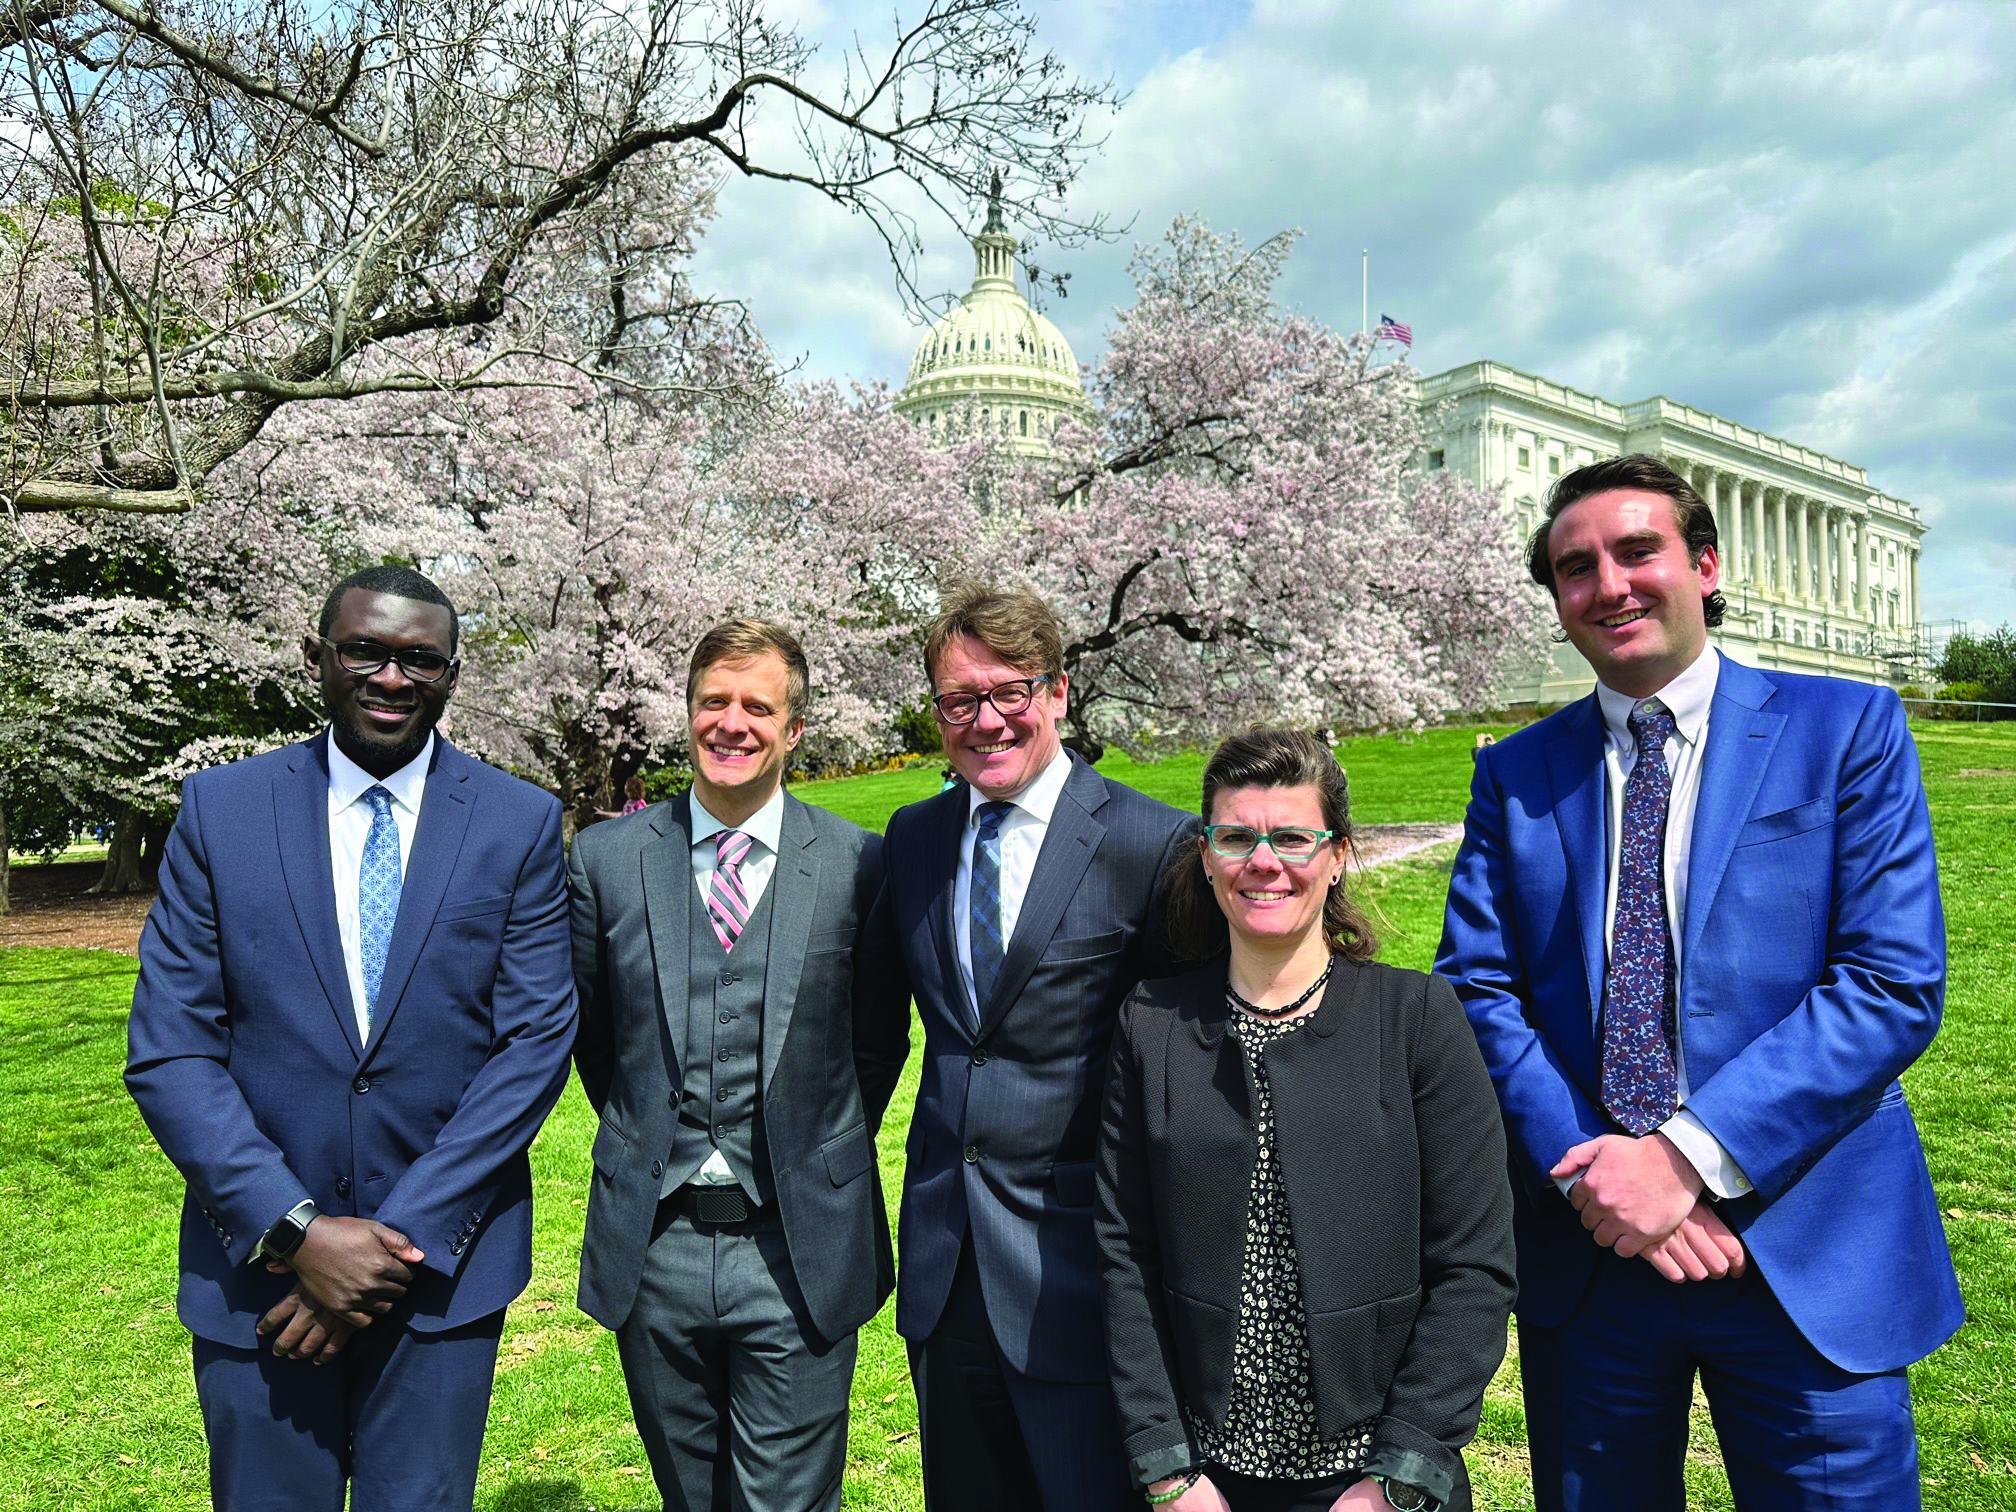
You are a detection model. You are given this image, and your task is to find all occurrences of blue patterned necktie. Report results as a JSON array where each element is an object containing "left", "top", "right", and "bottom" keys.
[
  {"left": 1600, "top": 704, "right": 1681, "bottom": 1135},
  {"left": 969, "top": 801, "right": 1013, "bottom": 1022},
  {"left": 359, "top": 785, "right": 402, "bottom": 1026}
]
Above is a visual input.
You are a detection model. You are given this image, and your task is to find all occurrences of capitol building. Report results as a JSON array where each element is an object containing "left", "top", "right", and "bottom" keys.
[{"left": 893, "top": 207, "right": 1931, "bottom": 706}]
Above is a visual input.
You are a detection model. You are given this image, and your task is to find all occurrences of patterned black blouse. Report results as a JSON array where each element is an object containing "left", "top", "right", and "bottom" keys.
[{"left": 1186, "top": 999, "right": 1380, "bottom": 1477}]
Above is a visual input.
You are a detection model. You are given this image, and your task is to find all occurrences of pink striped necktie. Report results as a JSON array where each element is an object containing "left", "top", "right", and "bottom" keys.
[{"left": 707, "top": 828, "right": 754, "bottom": 951}]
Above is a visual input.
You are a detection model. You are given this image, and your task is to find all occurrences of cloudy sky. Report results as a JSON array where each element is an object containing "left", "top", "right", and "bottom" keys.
[{"left": 690, "top": 0, "right": 2016, "bottom": 634}]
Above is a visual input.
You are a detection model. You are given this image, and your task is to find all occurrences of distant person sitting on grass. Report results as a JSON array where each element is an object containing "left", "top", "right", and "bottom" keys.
[{"left": 125, "top": 565, "right": 577, "bottom": 1512}]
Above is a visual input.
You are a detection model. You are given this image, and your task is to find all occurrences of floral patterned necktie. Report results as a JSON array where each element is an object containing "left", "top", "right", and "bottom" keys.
[{"left": 1600, "top": 704, "right": 1681, "bottom": 1134}]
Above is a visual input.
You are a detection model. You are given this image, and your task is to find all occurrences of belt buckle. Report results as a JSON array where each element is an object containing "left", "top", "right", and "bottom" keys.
[{"left": 692, "top": 1186, "right": 752, "bottom": 1225}]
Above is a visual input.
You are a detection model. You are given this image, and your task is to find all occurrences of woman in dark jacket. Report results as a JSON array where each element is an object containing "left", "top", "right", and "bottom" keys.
[{"left": 1094, "top": 729, "right": 1515, "bottom": 1512}]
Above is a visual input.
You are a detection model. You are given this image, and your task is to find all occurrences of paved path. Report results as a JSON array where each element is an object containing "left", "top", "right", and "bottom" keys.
[{"left": 1353, "top": 822, "right": 1465, "bottom": 869}]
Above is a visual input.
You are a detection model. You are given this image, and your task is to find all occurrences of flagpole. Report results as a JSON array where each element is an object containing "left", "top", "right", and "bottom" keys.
[{"left": 1361, "top": 250, "right": 1368, "bottom": 338}]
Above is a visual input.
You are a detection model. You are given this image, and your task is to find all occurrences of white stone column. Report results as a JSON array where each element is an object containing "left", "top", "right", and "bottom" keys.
[
  {"left": 1820, "top": 506, "right": 1837, "bottom": 608},
  {"left": 1796, "top": 497, "right": 1813, "bottom": 601},
  {"left": 1854, "top": 515, "right": 1870, "bottom": 618},
  {"left": 1770, "top": 488, "right": 1787, "bottom": 594},
  {"left": 1907, "top": 547, "right": 1920, "bottom": 631},
  {"left": 1720, "top": 472, "right": 1742, "bottom": 583}
]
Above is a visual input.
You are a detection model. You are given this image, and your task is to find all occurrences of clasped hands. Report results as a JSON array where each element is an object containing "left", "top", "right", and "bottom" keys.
[
  {"left": 1552, "top": 1132, "right": 1746, "bottom": 1285},
  {"left": 1151, "top": 1471, "right": 1396, "bottom": 1511},
  {"left": 255, "top": 1217, "right": 425, "bottom": 1365}
]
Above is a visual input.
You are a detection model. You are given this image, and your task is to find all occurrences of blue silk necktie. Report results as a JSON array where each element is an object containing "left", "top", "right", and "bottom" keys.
[
  {"left": 359, "top": 785, "right": 402, "bottom": 1027},
  {"left": 969, "top": 801, "right": 1013, "bottom": 1023},
  {"left": 1599, "top": 705, "right": 1681, "bottom": 1135}
]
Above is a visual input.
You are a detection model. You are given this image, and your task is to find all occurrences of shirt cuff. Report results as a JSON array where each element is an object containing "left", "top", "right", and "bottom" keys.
[{"left": 1659, "top": 1108, "right": 1754, "bottom": 1200}]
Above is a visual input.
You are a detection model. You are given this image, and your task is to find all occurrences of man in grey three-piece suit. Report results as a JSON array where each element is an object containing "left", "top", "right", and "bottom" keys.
[{"left": 569, "top": 620, "right": 911, "bottom": 1511}]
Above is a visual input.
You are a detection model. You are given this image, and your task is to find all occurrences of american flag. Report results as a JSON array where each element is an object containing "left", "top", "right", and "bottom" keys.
[{"left": 1377, "top": 314, "right": 1413, "bottom": 348}]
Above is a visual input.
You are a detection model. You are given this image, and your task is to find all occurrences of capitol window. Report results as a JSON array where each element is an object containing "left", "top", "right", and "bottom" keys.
[
  {"left": 1020, "top": 411, "right": 1029, "bottom": 436},
  {"left": 1427, "top": 449, "right": 1445, "bottom": 469},
  {"left": 1518, "top": 446, "right": 1532, "bottom": 469},
  {"left": 1548, "top": 453, "right": 1562, "bottom": 475}
]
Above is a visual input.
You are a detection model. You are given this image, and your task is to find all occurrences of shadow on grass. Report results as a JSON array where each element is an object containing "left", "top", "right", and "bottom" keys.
[{"left": 483, "top": 1478, "right": 629, "bottom": 1512}]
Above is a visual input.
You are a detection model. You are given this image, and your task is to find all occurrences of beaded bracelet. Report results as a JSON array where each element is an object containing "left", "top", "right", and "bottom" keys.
[{"left": 1145, "top": 1470, "right": 1202, "bottom": 1505}]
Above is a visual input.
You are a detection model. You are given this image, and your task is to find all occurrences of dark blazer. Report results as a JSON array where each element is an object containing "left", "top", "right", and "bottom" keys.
[
  {"left": 1094, "top": 958, "right": 1516, "bottom": 1510},
  {"left": 569, "top": 790, "right": 910, "bottom": 1342},
  {"left": 126, "top": 733, "right": 578, "bottom": 1344},
  {"left": 886, "top": 753, "right": 1197, "bottom": 1380},
  {"left": 1436, "top": 655, "right": 1964, "bottom": 1373}
]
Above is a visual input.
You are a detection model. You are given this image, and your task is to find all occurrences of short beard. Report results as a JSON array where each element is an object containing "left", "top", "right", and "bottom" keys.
[{"left": 330, "top": 710, "right": 436, "bottom": 774}]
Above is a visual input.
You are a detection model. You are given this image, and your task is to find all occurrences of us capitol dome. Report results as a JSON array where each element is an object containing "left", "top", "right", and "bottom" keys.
[{"left": 893, "top": 178, "right": 1095, "bottom": 457}]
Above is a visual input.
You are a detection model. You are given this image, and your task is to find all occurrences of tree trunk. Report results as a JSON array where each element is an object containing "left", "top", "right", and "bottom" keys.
[
  {"left": 0, "top": 795, "right": 11, "bottom": 917},
  {"left": 92, "top": 803, "right": 148, "bottom": 894},
  {"left": 1062, "top": 727, "right": 1106, "bottom": 765}
]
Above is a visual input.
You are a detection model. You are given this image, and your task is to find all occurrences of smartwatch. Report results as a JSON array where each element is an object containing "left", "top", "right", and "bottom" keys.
[
  {"left": 258, "top": 1199, "right": 319, "bottom": 1262},
  {"left": 1373, "top": 1475, "right": 1436, "bottom": 1511}
]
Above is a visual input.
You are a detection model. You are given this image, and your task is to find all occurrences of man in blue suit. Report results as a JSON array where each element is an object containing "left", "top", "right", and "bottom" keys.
[
  {"left": 127, "top": 565, "right": 576, "bottom": 1511},
  {"left": 885, "top": 582, "right": 1197, "bottom": 1511},
  {"left": 1438, "top": 455, "right": 1962, "bottom": 1509}
]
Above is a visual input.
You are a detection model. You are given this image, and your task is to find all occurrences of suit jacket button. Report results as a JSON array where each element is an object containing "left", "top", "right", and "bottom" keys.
[
  {"left": 652, "top": 1160, "right": 664, "bottom": 1178},
  {"left": 335, "top": 1176, "right": 351, "bottom": 1198},
  {"left": 352, "top": 1075, "right": 370, "bottom": 1095},
  {"left": 717, "top": 1090, "right": 729, "bottom": 1102},
  {"left": 668, "top": 1089, "right": 678, "bottom": 1108},
  {"left": 971, "top": 1050, "right": 988, "bottom": 1067},
  {"left": 963, "top": 1145, "right": 981, "bottom": 1164},
  {"left": 720, "top": 971, "right": 735, "bottom": 986}
]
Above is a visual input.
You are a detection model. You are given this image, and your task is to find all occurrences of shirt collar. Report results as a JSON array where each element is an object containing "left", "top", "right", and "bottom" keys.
[
  {"left": 690, "top": 784, "right": 786, "bottom": 855},
  {"left": 326, "top": 727, "right": 434, "bottom": 814},
  {"left": 1595, "top": 644, "right": 1720, "bottom": 753},
  {"left": 967, "top": 745, "right": 1073, "bottom": 828}
]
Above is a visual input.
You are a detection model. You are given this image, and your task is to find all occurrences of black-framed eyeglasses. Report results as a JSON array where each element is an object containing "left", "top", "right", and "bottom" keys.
[
  {"left": 930, "top": 674, "right": 1053, "bottom": 726},
  {"left": 1201, "top": 825, "right": 1337, "bottom": 862},
  {"left": 314, "top": 636, "right": 457, "bottom": 683}
]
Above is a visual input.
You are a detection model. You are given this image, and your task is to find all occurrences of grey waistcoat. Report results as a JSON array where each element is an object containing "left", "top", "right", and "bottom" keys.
[{"left": 662, "top": 872, "right": 776, "bottom": 1201}]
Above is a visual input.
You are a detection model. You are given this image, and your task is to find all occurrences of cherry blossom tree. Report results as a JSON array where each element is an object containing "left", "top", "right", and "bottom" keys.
[
  {"left": 986, "top": 217, "right": 1549, "bottom": 758},
  {"left": 0, "top": 0, "right": 1119, "bottom": 514},
  {"left": 221, "top": 367, "right": 976, "bottom": 830}
]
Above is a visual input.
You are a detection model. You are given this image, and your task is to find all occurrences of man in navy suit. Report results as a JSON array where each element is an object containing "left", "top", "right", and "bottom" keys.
[
  {"left": 885, "top": 582, "right": 1197, "bottom": 1511},
  {"left": 127, "top": 565, "right": 576, "bottom": 1511},
  {"left": 1437, "top": 456, "right": 1962, "bottom": 1509}
]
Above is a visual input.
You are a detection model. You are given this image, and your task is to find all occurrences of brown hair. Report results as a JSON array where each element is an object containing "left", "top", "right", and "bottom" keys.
[
  {"left": 623, "top": 775, "right": 646, "bottom": 801},
  {"left": 1165, "top": 727, "right": 1377, "bottom": 964},
  {"left": 686, "top": 619, "right": 810, "bottom": 721},
  {"left": 923, "top": 580, "right": 1065, "bottom": 685},
  {"left": 1526, "top": 453, "right": 1726, "bottom": 629}
]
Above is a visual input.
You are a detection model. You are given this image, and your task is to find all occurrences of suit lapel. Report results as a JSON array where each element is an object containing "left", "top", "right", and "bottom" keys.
[
  {"left": 1544, "top": 695, "right": 1611, "bottom": 1024},
  {"left": 642, "top": 794, "right": 696, "bottom": 1081},
  {"left": 363, "top": 741, "right": 474, "bottom": 1056},
  {"left": 976, "top": 755, "right": 1108, "bottom": 1043},
  {"left": 921, "top": 788, "right": 971, "bottom": 1038},
  {"left": 1683, "top": 658, "right": 1784, "bottom": 972},
  {"left": 274, "top": 734, "right": 363, "bottom": 1059},
  {"left": 761, "top": 796, "right": 818, "bottom": 1098}
]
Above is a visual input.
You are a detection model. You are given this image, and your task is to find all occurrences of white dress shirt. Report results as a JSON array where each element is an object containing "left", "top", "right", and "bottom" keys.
[
  {"left": 327, "top": 731, "right": 432, "bottom": 1043},
  {"left": 954, "top": 747, "right": 1074, "bottom": 1019},
  {"left": 1587, "top": 647, "right": 1752, "bottom": 1199},
  {"left": 683, "top": 785, "right": 786, "bottom": 1186}
]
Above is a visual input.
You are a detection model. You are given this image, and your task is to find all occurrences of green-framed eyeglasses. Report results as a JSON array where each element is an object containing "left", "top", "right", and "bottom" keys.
[{"left": 1201, "top": 825, "right": 1337, "bottom": 862}]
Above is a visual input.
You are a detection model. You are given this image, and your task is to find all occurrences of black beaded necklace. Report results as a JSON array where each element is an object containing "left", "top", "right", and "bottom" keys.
[{"left": 1227, "top": 951, "right": 1336, "bottom": 1019}]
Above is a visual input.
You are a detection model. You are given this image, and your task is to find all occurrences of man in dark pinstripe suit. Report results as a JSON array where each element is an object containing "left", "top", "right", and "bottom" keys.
[{"left": 885, "top": 583, "right": 1198, "bottom": 1511}]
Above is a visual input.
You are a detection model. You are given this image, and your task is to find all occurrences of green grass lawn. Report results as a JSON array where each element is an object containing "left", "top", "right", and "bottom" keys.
[{"left": 4, "top": 722, "right": 2012, "bottom": 1509}]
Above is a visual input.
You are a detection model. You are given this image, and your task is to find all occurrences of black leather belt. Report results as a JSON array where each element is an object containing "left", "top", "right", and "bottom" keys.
[{"left": 666, "top": 1184, "right": 759, "bottom": 1226}]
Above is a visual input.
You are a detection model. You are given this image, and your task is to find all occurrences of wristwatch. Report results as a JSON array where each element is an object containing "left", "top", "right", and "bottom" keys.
[
  {"left": 257, "top": 1199, "right": 319, "bottom": 1262},
  {"left": 1373, "top": 1475, "right": 1436, "bottom": 1511}
]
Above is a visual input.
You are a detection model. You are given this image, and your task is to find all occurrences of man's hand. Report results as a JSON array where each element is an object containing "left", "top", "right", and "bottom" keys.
[
  {"left": 1640, "top": 1200, "right": 1748, "bottom": 1284},
  {"left": 270, "top": 1216, "right": 424, "bottom": 1325},
  {"left": 1552, "top": 1131, "right": 1703, "bottom": 1257},
  {"left": 256, "top": 1285, "right": 359, "bottom": 1364},
  {"left": 1150, "top": 1473, "right": 1231, "bottom": 1511},
  {"left": 1328, "top": 1476, "right": 1392, "bottom": 1510}
]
